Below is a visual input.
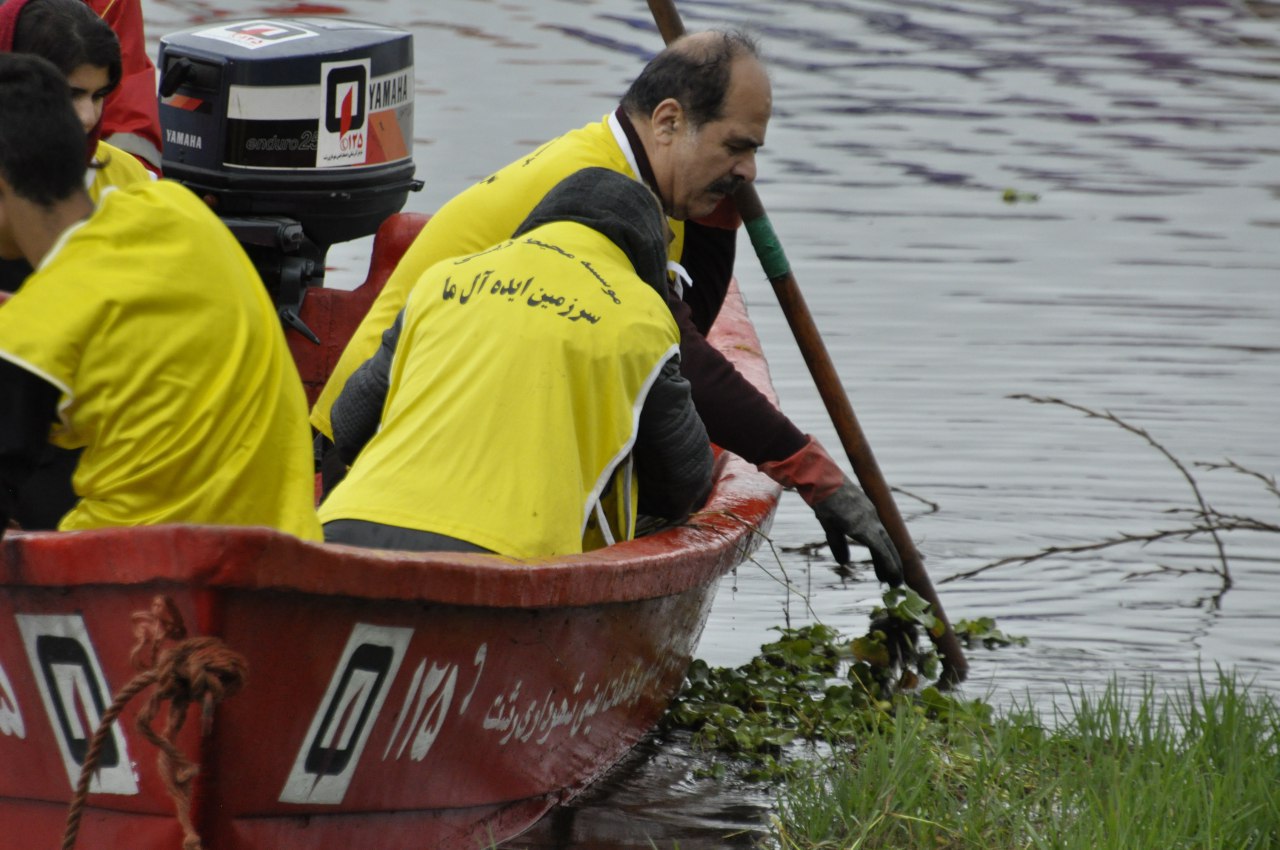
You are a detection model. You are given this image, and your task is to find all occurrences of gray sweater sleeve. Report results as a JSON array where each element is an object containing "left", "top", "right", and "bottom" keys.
[
  {"left": 330, "top": 310, "right": 404, "bottom": 466},
  {"left": 633, "top": 354, "right": 714, "bottom": 521}
]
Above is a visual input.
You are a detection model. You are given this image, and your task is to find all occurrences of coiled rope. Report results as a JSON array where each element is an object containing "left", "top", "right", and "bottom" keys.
[{"left": 62, "top": 595, "right": 248, "bottom": 850}]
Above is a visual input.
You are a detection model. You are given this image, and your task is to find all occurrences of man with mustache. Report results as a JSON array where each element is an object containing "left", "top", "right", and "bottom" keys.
[{"left": 313, "top": 29, "right": 904, "bottom": 586}]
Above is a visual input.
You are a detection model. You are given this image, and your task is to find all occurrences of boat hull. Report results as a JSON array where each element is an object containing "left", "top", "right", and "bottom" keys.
[
  {"left": 0, "top": 213, "right": 782, "bottom": 848},
  {"left": 0, "top": 574, "right": 723, "bottom": 848}
]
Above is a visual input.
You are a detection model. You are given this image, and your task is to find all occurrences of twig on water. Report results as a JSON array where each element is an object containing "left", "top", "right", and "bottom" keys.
[
  {"left": 943, "top": 395, "right": 1276, "bottom": 604},
  {"left": 1196, "top": 459, "right": 1280, "bottom": 504},
  {"left": 697, "top": 509, "right": 824, "bottom": 628},
  {"left": 892, "top": 485, "right": 940, "bottom": 516},
  {"left": 943, "top": 524, "right": 1231, "bottom": 583}
]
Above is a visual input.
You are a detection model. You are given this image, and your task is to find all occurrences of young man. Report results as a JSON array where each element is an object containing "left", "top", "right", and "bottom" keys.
[
  {"left": 313, "top": 30, "right": 903, "bottom": 584},
  {"left": 0, "top": 0, "right": 153, "bottom": 295},
  {"left": 0, "top": 53, "right": 320, "bottom": 541},
  {"left": 319, "top": 169, "right": 712, "bottom": 557}
]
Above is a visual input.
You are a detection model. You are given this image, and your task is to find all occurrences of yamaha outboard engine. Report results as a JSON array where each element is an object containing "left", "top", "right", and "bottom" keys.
[{"left": 157, "top": 18, "right": 421, "bottom": 340}]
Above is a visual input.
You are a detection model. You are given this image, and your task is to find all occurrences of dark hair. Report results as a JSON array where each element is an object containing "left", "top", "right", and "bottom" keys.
[
  {"left": 620, "top": 29, "right": 761, "bottom": 129},
  {"left": 0, "top": 53, "right": 88, "bottom": 204},
  {"left": 13, "top": 0, "right": 122, "bottom": 91}
]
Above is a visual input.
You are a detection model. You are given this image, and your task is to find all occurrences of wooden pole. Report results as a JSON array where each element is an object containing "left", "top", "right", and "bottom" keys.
[{"left": 644, "top": 0, "right": 968, "bottom": 685}]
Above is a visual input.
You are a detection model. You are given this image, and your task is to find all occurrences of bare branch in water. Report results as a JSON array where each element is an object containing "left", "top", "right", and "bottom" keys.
[
  {"left": 891, "top": 485, "right": 940, "bottom": 515},
  {"left": 945, "top": 397, "right": 1276, "bottom": 599},
  {"left": 1190, "top": 512, "right": 1280, "bottom": 534},
  {"left": 1196, "top": 459, "right": 1280, "bottom": 504},
  {"left": 942, "top": 524, "right": 1229, "bottom": 583},
  {"left": 1007, "top": 394, "right": 1230, "bottom": 578}
]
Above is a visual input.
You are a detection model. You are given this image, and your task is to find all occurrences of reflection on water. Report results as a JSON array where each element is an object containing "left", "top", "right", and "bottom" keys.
[{"left": 143, "top": 0, "right": 1280, "bottom": 845}]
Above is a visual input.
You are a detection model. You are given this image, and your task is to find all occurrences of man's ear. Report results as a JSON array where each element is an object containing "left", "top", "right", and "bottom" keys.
[{"left": 650, "top": 98, "right": 684, "bottom": 144}]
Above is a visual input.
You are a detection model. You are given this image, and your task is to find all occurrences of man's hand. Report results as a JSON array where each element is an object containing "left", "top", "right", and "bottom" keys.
[
  {"left": 759, "top": 435, "right": 904, "bottom": 586},
  {"left": 811, "top": 479, "right": 903, "bottom": 586}
]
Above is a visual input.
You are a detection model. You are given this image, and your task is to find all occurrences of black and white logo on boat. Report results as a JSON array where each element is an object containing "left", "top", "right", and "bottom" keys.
[
  {"left": 317, "top": 59, "right": 369, "bottom": 168},
  {"left": 15, "top": 614, "right": 138, "bottom": 795},
  {"left": 279, "top": 623, "right": 412, "bottom": 804},
  {"left": 0, "top": 660, "right": 24, "bottom": 739}
]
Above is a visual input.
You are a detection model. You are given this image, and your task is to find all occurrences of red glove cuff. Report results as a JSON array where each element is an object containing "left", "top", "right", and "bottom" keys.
[
  {"left": 691, "top": 194, "right": 742, "bottom": 230},
  {"left": 758, "top": 435, "right": 845, "bottom": 506}
]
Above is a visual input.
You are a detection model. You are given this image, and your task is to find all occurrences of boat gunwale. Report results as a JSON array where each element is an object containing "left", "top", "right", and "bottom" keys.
[
  {"left": 0, "top": 280, "right": 782, "bottom": 610},
  {"left": 0, "top": 461, "right": 775, "bottom": 608}
]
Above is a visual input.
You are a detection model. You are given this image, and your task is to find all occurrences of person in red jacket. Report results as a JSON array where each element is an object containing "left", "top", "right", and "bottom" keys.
[
  {"left": 86, "top": 0, "right": 161, "bottom": 173},
  {"left": 0, "top": 0, "right": 160, "bottom": 174}
]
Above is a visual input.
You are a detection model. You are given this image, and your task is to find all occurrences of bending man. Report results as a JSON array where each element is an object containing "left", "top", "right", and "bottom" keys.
[
  {"left": 0, "top": 53, "right": 320, "bottom": 542},
  {"left": 319, "top": 169, "right": 712, "bottom": 557},
  {"left": 312, "top": 30, "right": 902, "bottom": 584}
]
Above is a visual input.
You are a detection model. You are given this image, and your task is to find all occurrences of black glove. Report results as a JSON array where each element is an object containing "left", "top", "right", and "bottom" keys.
[{"left": 811, "top": 479, "right": 904, "bottom": 587}]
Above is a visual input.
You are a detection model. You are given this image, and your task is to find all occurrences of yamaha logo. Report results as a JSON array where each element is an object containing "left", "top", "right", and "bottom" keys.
[{"left": 165, "top": 128, "right": 203, "bottom": 150}]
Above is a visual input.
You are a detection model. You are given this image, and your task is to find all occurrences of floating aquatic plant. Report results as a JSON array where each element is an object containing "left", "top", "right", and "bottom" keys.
[{"left": 661, "top": 588, "right": 1016, "bottom": 780}]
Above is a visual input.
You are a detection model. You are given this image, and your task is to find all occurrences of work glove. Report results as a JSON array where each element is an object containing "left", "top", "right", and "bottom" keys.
[
  {"left": 759, "top": 436, "right": 905, "bottom": 587},
  {"left": 811, "top": 480, "right": 904, "bottom": 587}
]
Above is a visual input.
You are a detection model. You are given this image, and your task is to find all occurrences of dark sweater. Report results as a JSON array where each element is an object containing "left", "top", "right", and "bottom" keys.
[{"left": 0, "top": 358, "right": 64, "bottom": 532}]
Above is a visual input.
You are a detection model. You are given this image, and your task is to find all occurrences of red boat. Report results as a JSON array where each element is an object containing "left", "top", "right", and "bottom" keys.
[{"left": 0, "top": 213, "right": 782, "bottom": 849}]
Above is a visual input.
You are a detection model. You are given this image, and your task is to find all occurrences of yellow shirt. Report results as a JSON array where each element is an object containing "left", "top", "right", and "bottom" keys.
[
  {"left": 87, "top": 140, "right": 154, "bottom": 203},
  {"left": 0, "top": 180, "right": 321, "bottom": 541},
  {"left": 317, "top": 221, "right": 678, "bottom": 558},
  {"left": 311, "top": 115, "right": 686, "bottom": 438}
]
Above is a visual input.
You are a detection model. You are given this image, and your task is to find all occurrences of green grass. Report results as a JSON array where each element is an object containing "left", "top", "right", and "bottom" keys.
[{"left": 767, "top": 671, "right": 1280, "bottom": 849}]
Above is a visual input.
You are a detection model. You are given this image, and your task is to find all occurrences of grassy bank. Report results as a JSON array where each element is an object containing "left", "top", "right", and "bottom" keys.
[
  {"left": 659, "top": 591, "right": 1278, "bottom": 849},
  {"left": 768, "top": 672, "right": 1280, "bottom": 849}
]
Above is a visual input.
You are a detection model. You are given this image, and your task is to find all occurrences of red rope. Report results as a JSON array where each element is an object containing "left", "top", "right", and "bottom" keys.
[
  {"left": 131, "top": 595, "right": 188, "bottom": 672},
  {"left": 62, "top": 596, "right": 248, "bottom": 850}
]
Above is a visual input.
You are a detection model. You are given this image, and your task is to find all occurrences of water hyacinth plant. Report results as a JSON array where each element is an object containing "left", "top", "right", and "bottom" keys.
[
  {"left": 662, "top": 590, "right": 1278, "bottom": 849},
  {"left": 661, "top": 588, "right": 1001, "bottom": 781}
]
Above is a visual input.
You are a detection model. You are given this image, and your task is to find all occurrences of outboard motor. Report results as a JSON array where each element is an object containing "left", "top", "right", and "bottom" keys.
[{"left": 157, "top": 18, "right": 421, "bottom": 340}]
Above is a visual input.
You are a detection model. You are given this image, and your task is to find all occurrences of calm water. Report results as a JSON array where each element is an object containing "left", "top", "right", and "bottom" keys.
[{"left": 145, "top": 0, "right": 1280, "bottom": 845}]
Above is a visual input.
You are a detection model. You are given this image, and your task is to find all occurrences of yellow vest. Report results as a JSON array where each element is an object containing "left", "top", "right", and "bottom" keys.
[
  {"left": 311, "top": 115, "right": 686, "bottom": 438},
  {"left": 317, "top": 221, "right": 679, "bottom": 558},
  {"left": 0, "top": 180, "right": 322, "bottom": 541},
  {"left": 88, "top": 140, "right": 153, "bottom": 203}
]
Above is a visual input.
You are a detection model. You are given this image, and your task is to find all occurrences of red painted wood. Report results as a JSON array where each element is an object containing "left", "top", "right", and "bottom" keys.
[{"left": 286, "top": 212, "right": 430, "bottom": 407}]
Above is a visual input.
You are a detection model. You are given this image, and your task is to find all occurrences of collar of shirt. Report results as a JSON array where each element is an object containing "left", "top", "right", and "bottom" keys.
[{"left": 609, "top": 107, "right": 660, "bottom": 194}]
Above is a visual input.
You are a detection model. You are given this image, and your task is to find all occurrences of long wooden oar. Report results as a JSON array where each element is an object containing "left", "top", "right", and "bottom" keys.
[{"left": 645, "top": 0, "right": 968, "bottom": 685}]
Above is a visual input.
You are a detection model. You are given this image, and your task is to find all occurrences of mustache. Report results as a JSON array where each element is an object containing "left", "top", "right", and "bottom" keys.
[{"left": 708, "top": 175, "right": 745, "bottom": 195}]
